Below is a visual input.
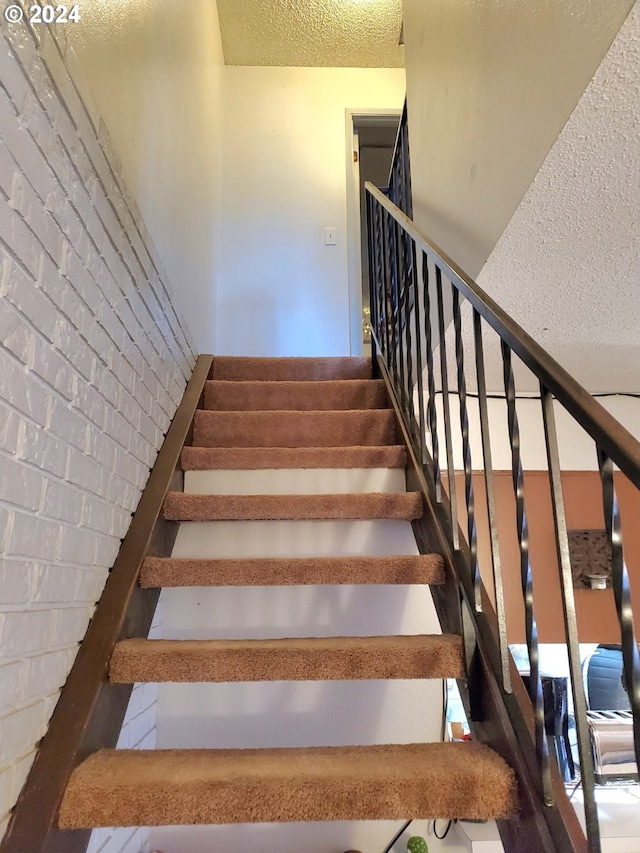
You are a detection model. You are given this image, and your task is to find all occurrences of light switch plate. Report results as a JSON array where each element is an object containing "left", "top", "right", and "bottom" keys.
[{"left": 325, "top": 227, "right": 336, "bottom": 245}]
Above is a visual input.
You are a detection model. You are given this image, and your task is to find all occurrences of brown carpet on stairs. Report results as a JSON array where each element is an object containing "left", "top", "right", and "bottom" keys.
[
  {"left": 139, "top": 554, "right": 445, "bottom": 588},
  {"left": 211, "top": 355, "right": 372, "bottom": 381},
  {"left": 162, "top": 492, "right": 423, "bottom": 522},
  {"left": 192, "top": 409, "right": 399, "bottom": 448},
  {"left": 109, "top": 635, "right": 465, "bottom": 683},
  {"left": 53, "top": 356, "right": 522, "bottom": 840},
  {"left": 204, "top": 379, "right": 389, "bottom": 411},
  {"left": 181, "top": 445, "right": 407, "bottom": 470},
  {"left": 59, "top": 742, "right": 518, "bottom": 828}
]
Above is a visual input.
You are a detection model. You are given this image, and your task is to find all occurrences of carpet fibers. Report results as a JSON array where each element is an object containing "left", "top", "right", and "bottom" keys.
[
  {"left": 59, "top": 743, "right": 517, "bottom": 828},
  {"left": 192, "top": 409, "right": 399, "bottom": 448},
  {"left": 180, "top": 445, "right": 407, "bottom": 470},
  {"left": 109, "top": 634, "right": 465, "bottom": 683},
  {"left": 204, "top": 379, "right": 390, "bottom": 411},
  {"left": 139, "top": 554, "right": 445, "bottom": 587},
  {"left": 162, "top": 491, "right": 423, "bottom": 521}
]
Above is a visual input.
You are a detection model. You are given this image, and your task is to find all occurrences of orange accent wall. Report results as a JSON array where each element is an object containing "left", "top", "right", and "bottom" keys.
[{"left": 455, "top": 471, "right": 640, "bottom": 643}]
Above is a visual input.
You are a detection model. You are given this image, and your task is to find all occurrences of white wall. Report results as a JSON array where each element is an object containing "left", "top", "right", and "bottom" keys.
[
  {"left": 402, "top": 0, "right": 635, "bottom": 279},
  {"left": 0, "top": 11, "right": 195, "bottom": 848},
  {"left": 216, "top": 67, "right": 406, "bottom": 357},
  {"left": 422, "top": 394, "right": 640, "bottom": 472},
  {"left": 61, "top": 0, "right": 225, "bottom": 352},
  {"left": 475, "top": 2, "right": 640, "bottom": 395}
]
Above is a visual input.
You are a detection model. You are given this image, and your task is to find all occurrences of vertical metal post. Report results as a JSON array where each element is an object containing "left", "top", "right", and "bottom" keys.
[
  {"left": 598, "top": 450, "right": 640, "bottom": 772},
  {"left": 452, "top": 288, "right": 481, "bottom": 612},
  {"left": 435, "top": 267, "right": 459, "bottom": 551},
  {"left": 541, "top": 386, "right": 601, "bottom": 852},
  {"left": 365, "top": 192, "right": 378, "bottom": 365},
  {"left": 412, "top": 241, "right": 427, "bottom": 464},
  {"left": 473, "top": 312, "right": 511, "bottom": 693},
  {"left": 381, "top": 209, "right": 394, "bottom": 378},
  {"left": 394, "top": 221, "right": 407, "bottom": 418},
  {"left": 403, "top": 232, "right": 416, "bottom": 433},
  {"left": 422, "top": 253, "right": 442, "bottom": 502},
  {"left": 501, "top": 341, "right": 552, "bottom": 805}
]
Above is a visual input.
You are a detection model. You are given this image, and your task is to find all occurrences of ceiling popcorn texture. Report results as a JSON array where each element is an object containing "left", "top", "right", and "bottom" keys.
[
  {"left": 216, "top": 0, "right": 404, "bottom": 67},
  {"left": 447, "top": 3, "right": 640, "bottom": 395},
  {"left": 473, "top": 2, "right": 640, "bottom": 394}
]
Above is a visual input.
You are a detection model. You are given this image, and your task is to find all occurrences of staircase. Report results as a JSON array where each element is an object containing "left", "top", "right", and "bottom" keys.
[
  {"left": 58, "top": 356, "right": 516, "bottom": 837},
  {"left": 4, "top": 158, "right": 636, "bottom": 851}
]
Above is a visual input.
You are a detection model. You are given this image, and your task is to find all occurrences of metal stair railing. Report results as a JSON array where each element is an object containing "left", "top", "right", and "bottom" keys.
[{"left": 365, "top": 179, "right": 640, "bottom": 853}]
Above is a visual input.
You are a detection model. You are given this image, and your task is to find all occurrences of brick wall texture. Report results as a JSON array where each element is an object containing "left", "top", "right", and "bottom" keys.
[{"left": 0, "top": 13, "right": 197, "bottom": 850}]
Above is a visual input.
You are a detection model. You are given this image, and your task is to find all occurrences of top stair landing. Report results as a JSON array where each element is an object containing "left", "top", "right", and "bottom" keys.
[{"left": 210, "top": 355, "right": 372, "bottom": 381}]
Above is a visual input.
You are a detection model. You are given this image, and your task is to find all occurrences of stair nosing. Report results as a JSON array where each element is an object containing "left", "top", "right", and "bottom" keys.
[
  {"left": 139, "top": 554, "right": 445, "bottom": 588},
  {"left": 109, "top": 634, "right": 465, "bottom": 683},
  {"left": 58, "top": 742, "right": 518, "bottom": 828}
]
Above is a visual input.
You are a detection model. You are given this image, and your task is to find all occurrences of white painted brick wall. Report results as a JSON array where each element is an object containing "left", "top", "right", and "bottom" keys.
[{"left": 0, "top": 12, "right": 196, "bottom": 851}]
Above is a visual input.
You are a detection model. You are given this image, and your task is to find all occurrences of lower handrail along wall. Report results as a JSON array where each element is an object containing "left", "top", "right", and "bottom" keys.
[
  {"left": 365, "top": 181, "right": 640, "bottom": 853},
  {"left": 0, "top": 356, "right": 214, "bottom": 853}
]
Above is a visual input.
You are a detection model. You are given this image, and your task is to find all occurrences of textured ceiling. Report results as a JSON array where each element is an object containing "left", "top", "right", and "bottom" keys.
[{"left": 216, "top": 0, "right": 404, "bottom": 67}]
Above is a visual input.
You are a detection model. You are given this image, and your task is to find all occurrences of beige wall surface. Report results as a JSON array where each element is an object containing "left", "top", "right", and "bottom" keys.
[
  {"left": 216, "top": 67, "right": 405, "bottom": 357},
  {"left": 61, "top": 0, "right": 225, "bottom": 351},
  {"left": 402, "top": 0, "right": 636, "bottom": 278}
]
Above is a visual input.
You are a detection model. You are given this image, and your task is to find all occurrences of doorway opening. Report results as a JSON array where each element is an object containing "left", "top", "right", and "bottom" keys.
[{"left": 346, "top": 110, "right": 401, "bottom": 355}]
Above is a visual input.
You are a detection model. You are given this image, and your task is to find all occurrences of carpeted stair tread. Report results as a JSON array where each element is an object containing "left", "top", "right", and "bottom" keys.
[
  {"left": 204, "top": 379, "right": 389, "bottom": 411},
  {"left": 192, "top": 409, "right": 399, "bottom": 448},
  {"left": 139, "top": 554, "right": 444, "bottom": 588},
  {"left": 181, "top": 445, "right": 407, "bottom": 470},
  {"left": 58, "top": 742, "right": 518, "bottom": 828},
  {"left": 162, "top": 491, "right": 423, "bottom": 521},
  {"left": 211, "top": 356, "right": 372, "bottom": 381},
  {"left": 109, "top": 634, "right": 464, "bottom": 683}
]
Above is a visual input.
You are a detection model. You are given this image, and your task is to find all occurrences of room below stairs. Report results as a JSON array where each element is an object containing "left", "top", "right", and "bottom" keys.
[{"left": 64, "top": 356, "right": 516, "bottom": 853}]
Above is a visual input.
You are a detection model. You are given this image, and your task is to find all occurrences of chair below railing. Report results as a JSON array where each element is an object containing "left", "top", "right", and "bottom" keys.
[{"left": 365, "top": 179, "right": 640, "bottom": 853}]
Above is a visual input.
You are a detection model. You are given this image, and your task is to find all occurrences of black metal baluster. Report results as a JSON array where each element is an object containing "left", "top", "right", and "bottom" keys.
[
  {"left": 403, "top": 233, "right": 416, "bottom": 433},
  {"left": 376, "top": 205, "right": 389, "bottom": 362},
  {"left": 435, "top": 267, "right": 459, "bottom": 551},
  {"left": 371, "top": 203, "right": 388, "bottom": 361},
  {"left": 422, "top": 252, "right": 441, "bottom": 502},
  {"left": 389, "top": 212, "right": 400, "bottom": 388},
  {"left": 452, "top": 288, "right": 481, "bottom": 611},
  {"left": 541, "top": 386, "right": 601, "bottom": 852},
  {"left": 402, "top": 119, "right": 413, "bottom": 218},
  {"left": 381, "top": 209, "right": 395, "bottom": 380},
  {"left": 365, "top": 193, "right": 377, "bottom": 360},
  {"left": 598, "top": 450, "right": 640, "bottom": 773},
  {"left": 473, "top": 311, "right": 511, "bottom": 692},
  {"left": 394, "top": 220, "right": 408, "bottom": 420},
  {"left": 501, "top": 341, "right": 552, "bottom": 804},
  {"left": 411, "top": 240, "right": 427, "bottom": 463}
]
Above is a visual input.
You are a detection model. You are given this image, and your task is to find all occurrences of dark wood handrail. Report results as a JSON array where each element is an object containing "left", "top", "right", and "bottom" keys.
[
  {"left": 0, "top": 355, "right": 213, "bottom": 853},
  {"left": 365, "top": 181, "right": 640, "bottom": 488}
]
